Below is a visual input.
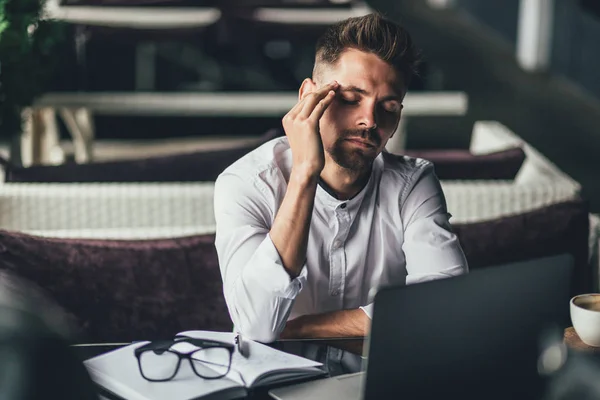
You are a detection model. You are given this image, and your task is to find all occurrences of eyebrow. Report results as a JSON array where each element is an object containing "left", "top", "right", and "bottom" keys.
[{"left": 339, "top": 85, "right": 403, "bottom": 102}]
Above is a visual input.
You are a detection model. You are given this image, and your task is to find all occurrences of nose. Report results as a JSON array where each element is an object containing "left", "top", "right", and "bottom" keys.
[{"left": 357, "top": 102, "right": 378, "bottom": 130}]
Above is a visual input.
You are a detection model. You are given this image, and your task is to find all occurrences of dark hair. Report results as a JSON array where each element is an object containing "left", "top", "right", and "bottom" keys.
[{"left": 314, "top": 13, "right": 421, "bottom": 88}]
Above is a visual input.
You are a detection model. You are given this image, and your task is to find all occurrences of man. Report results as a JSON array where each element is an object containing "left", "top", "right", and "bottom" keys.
[{"left": 214, "top": 13, "right": 468, "bottom": 343}]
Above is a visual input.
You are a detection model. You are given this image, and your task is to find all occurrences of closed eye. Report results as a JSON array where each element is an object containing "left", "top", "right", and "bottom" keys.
[
  {"left": 338, "top": 96, "right": 359, "bottom": 105},
  {"left": 382, "top": 101, "right": 401, "bottom": 113}
]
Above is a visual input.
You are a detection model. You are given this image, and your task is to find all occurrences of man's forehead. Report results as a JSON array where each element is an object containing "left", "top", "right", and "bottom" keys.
[
  {"left": 318, "top": 55, "right": 406, "bottom": 97},
  {"left": 337, "top": 82, "right": 405, "bottom": 99},
  {"left": 323, "top": 75, "right": 406, "bottom": 100}
]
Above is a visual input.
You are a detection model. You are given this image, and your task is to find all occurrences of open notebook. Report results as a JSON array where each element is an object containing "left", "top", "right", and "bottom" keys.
[{"left": 84, "top": 330, "right": 326, "bottom": 400}]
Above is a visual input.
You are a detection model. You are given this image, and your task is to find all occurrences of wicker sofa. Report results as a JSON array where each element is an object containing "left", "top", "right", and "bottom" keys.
[
  {"left": 0, "top": 120, "right": 585, "bottom": 235},
  {"left": 444, "top": 120, "right": 581, "bottom": 223},
  {"left": 0, "top": 121, "right": 593, "bottom": 277},
  {"left": 0, "top": 120, "right": 593, "bottom": 343},
  {"left": 0, "top": 121, "right": 591, "bottom": 259}
]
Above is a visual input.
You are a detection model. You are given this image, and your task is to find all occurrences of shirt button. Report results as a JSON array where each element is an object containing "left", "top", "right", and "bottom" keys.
[
  {"left": 333, "top": 240, "right": 342, "bottom": 248},
  {"left": 340, "top": 203, "right": 347, "bottom": 209}
]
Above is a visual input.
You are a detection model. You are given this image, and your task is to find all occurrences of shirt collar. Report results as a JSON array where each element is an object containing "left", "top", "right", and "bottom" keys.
[{"left": 315, "top": 156, "right": 383, "bottom": 211}]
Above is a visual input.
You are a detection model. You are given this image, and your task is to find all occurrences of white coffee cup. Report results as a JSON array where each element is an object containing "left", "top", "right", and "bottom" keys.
[{"left": 570, "top": 293, "right": 600, "bottom": 347}]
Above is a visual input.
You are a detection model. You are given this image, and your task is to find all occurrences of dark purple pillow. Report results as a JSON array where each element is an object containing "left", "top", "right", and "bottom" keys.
[
  {"left": 454, "top": 199, "right": 590, "bottom": 296},
  {"left": 405, "top": 147, "right": 526, "bottom": 180},
  {"left": 0, "top": 231, "right": 232, "bottom": 343},
  {"left": 2, "top": 128, "right": 281, "bottom": 183}
]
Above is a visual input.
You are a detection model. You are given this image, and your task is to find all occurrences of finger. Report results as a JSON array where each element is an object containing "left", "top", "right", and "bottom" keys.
[
  {"left": 298, "top": 81, "right": 338, "bottom": 117},
  {"left": 307, "top": 90, "right": 336, "bottom": 123},
  {"left": 285, "top": 95, "right": 310, "bottom": 120},
  {"left": 298, "top": 81, "right": 339, "bottom": 119},
  {"left": 286, "top": 81, "right": 338, "bottom": 120}
]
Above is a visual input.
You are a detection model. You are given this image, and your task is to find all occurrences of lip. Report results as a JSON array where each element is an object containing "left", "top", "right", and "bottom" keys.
[{"left": 345, "top": 138, "right": 376, "bottom": 148}]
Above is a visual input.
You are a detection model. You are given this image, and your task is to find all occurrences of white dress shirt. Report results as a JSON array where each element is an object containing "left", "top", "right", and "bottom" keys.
[{"left": 214, "top": 136, "right": 468, "bottom": 342}]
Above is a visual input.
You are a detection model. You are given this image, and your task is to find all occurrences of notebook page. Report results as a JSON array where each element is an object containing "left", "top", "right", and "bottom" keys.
[
  {"left": 178, "top": 331, "right": 323, "bottom": 387},
  {"left": 84, "top": 342, "right": 246, "bottom": 400}
]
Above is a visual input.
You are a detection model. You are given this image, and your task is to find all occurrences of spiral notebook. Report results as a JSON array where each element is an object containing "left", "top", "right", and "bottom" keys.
[{"left": 83, "top": 330, "right": 325, "bottom": 400}]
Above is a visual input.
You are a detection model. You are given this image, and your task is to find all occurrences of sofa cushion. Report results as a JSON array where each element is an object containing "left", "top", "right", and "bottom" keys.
[
  {"left": 405, "top": 147, "right": 526, "bottom": 180},
  {"left": 454, "top": 199, "right": 591, "bottom": 296},
  {"left": 0, "top": 231, "right": 231, "bottom": 343},
  {"left": 2, "top": 128, "right": 281, "bottom": 183},
  {"left": 0, "top": 199, "right": 587, "bottom": 343}
]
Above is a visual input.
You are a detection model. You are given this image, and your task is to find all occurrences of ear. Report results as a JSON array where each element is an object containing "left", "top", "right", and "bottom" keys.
[{"left": 299, "top": 78, "right": 317, "bottom": 101}]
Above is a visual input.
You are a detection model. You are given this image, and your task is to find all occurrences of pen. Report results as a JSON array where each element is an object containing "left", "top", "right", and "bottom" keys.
[{"left": 235, "top": 333, "right": 250, "bottom": 358}]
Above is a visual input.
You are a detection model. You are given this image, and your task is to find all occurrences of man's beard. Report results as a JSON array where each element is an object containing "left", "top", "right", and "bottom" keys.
[{"left": 326, "top": 128, "right": 381, "bottom": 172}]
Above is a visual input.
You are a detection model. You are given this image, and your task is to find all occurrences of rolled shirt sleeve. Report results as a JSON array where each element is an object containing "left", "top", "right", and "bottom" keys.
[
  {"left": 359, "top": 303, "right": 374, "bottom": 319},
  {"left": 401, "top": 163, "right": 469, "bottom": 285},
  {"left": 214, "top": 171, "right": 306, "bottom": 343}
]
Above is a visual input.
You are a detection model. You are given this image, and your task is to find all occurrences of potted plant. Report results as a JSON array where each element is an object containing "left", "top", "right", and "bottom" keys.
[{"left": 0, "top": 0, "right": 65, "bottom": 166}]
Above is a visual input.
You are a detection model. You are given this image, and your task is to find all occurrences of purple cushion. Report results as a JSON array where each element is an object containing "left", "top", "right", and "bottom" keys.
[
  {"left": 454, "top": 199, "right": 590, "bottom": 296},
  {"left": 0, "top": 231, "right": 231, "bottom": 343},
  {"left": 2, "top": 128, "right": 281, "bottom": 183},
  {"left": 405, "top": 147, "right": 526, "bottom": 180}
]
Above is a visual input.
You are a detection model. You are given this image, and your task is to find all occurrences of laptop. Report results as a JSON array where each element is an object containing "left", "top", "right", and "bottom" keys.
[{"left": 269, "top": 254, "right": 574, "bottom": 400}]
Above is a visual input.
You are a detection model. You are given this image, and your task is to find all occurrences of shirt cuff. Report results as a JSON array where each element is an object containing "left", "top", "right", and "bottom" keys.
[
  {"left": 242, "top": 233, "right": 308, "bottom": 299},
  {"left": 359, "top": 303, "right": 374, "bottom": 319}
]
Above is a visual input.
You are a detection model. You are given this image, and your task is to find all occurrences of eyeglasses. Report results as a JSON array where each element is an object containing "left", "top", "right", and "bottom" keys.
[{"left": 134, "top": 337, "right": 235, "bottom": 382}]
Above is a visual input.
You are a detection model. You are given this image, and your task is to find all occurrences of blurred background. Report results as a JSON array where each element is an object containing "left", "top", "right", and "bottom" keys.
[{"left": 1, "top": 0, "right": 600, "bottom": 209}]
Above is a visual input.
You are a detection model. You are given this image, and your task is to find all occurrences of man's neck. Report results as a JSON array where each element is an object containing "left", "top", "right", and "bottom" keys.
[{"left": 319, "top": 163, "right": 371, "bottom": 201}]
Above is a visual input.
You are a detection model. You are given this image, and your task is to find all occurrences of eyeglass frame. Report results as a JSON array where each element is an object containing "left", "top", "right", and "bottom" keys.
[{"left": 134, "top": 337, "right": 235, "bottom": 382}]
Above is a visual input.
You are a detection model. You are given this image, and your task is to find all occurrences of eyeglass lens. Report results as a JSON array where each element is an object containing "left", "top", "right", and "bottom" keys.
[
  {"left": 139, "top": 344, "right": 231, "bottom": 380},
  {"left": 191, "top": 347, "right": 232, "bottom": 378},
  {"left": 139, "top": 350, "right": 180, "bottom": 381}
]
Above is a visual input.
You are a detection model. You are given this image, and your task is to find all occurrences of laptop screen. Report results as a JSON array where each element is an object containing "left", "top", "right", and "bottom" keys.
[{"left": 364, "top": 254, "right": 573, "bottom": 400}]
